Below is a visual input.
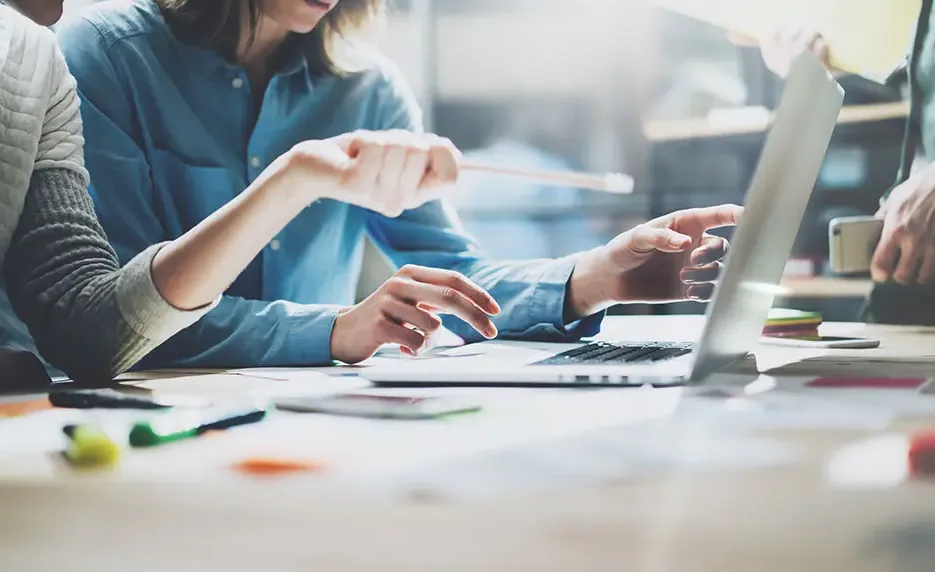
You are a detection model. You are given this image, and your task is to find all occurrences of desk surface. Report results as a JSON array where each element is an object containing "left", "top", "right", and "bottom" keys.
[{"left": 3, "top": 315, "right": 935, "bottom": 571}]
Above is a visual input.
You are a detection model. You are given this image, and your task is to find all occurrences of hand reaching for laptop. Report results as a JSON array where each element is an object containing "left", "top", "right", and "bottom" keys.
[
  {"left": 330, "top": 265, "right": 500, "bottom": 364},
  {"left": 567, "top": 205, "right": 744, "bottom": 318},
  {"left": 332, "top": 205, "right": 742, "bottom": 360}
]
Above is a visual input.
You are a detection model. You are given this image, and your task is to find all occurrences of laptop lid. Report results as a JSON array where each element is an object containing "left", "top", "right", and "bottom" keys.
[{"left": 687, "top": 53, "right": 844, "bottom": 382}]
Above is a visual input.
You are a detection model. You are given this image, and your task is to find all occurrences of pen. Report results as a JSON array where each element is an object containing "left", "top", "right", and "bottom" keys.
[
  {"left": 128, "top": 405, "right": 269, "bottom": 447},
  {"left": 460, "top": 160, "right": 634, "bottom": 194},
  {"left": 49, "top": 388, "right": 170, "bottom": 409}
]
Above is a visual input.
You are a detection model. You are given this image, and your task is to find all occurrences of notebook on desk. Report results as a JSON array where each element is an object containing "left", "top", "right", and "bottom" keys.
[{"left": 362, "top": 53, "right": 845, "bottom": 388}]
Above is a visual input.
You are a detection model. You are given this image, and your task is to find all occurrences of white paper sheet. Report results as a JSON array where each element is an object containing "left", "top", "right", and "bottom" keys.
[
  {"left": 133, "top": 372, "right": 365, "bottom": 401},
  {"left": 362, "top": 423, "right": 798, "bottom": 501},
  {"left": 825, "top": 434, "right": 909, "bottom": 489},
  {"left": 677, "top": 388, "right": 894, "bottom": 432},
  {"left": 0, "top": 410, "right": 77, "bottom": 458}
]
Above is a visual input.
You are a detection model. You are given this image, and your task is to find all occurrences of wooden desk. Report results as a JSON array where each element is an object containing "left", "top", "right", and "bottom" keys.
[
  {"left": 2, "top": 315, "right": 935, "bottom": 571},
  {"left": 644, "top": 101, "right": 910, "bottom": 143}
]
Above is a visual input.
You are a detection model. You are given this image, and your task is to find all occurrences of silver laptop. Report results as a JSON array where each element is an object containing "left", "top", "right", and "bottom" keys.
[{"left": 364, "top": 53, "right": 844, "bottom": 388}]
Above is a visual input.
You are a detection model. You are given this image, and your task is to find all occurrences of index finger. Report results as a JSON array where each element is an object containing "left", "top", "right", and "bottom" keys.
[
  {"left": 688, "top": 204, "right": 744, "bottom": 230},
  {"left": 390, "top": 280, "right": 497, "bottom": 339},
  {"left": 397, "top": 265, "right": 500, "bottom": 315},
  {"left": 891, "top": 241, "right": 921, "bottom": 285},
  {"left": 870, "top": 234, "right": 900, "bottom": 283},
  {"left": 421, "top": 135, "right": 461, "bottom": 191},
  {"left": 812, "top": 37, "right": 831, "bottom": 64}
]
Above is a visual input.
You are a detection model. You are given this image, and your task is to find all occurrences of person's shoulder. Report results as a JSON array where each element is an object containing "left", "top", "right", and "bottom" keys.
[
  {"left": 336, "top": 50, "right": 420, "bottom": 124},
  {"left": 0, "top": 5, "right": 63, "bottom": 83},
  {"left": 351, "top": 51, "right": 418, "bottom": 103},
  {"left": 57, "top": 0, "right": 165, "bottom": 53}
]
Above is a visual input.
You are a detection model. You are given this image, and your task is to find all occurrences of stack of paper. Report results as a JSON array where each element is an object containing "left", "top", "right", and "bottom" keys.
[
  {"left": 762, "top": 308, "right": 822, "bottom": 339},
  {"left": 653, "top": 0, "right": 921, "bottom": 81}
]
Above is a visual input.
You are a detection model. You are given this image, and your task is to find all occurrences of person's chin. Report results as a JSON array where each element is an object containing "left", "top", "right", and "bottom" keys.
[
  {"left": 37, "top": 9, "right": 64, "bottom": 26},
  {"left": 17, "top": 2, "right": 65, "bottom": 27},
  {"left": 290, "top": 16, "right": 326, "bottom": 34}
]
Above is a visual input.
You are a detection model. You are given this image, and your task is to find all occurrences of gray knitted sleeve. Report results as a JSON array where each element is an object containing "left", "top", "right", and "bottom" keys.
[{"left": 3, "top": 168, "right": 216, "bottom": 383}]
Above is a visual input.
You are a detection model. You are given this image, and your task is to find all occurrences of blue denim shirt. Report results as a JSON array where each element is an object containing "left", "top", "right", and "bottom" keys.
[{"left": 52, "top": 0, "right": 602, "bottom": 369}]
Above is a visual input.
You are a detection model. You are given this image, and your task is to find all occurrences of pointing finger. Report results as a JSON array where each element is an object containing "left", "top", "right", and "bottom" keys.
[
  {"left": 689, "top": 204, "right": 744, "bottom": 230},
  {"left": 626, "top": 227, "right": 691, "bottom": 255},
  {"left": 870, "top": 233, "right": 901, "bottom": 283}
]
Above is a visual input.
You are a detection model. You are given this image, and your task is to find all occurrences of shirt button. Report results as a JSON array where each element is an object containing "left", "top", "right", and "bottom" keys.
[
  {"left": 232, "top": 77, "right": 244, "bottom": 89},
  {"left": 250, "top": 156, "right": 261, "bottom": 168},
  {"left": 270, "top": 239, "right": 281, "bottom": 251}
]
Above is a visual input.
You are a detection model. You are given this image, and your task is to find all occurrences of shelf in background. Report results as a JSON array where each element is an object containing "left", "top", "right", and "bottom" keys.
[
  {"left": 644, "top": 101, "right": 909, "bottom": 142},
  {"left": 778, "top": 277, "right": 873, "bottom": 299}
]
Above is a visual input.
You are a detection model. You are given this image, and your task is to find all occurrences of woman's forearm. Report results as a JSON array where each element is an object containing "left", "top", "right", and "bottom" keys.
[{"left": 151, "top": 153, "right": 318, "bottom": 310}]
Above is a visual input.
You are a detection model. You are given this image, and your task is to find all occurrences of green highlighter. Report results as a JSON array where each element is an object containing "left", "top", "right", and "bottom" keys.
[{"left": 129, "top": 405, "right": 269, "bottom": 448}]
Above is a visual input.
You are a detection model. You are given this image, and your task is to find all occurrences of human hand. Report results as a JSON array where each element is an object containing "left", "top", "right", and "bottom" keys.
[
  {"left": 758, "top": 26, "right": 832, "bottom": 78},
  {"left": 871, "top": 167, "right": 935, "bottom": 285},
  {"left": 286, "top": 129, "right": 461, "bottom": 217},
  {"left": 567, "top": 205, "right": 743, "bottom": 317},
  {"left": 330, "top": 265, "right": 501, "bottom": 364}
]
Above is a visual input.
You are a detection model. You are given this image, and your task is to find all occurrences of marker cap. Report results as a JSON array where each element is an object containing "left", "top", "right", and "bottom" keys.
[{"left": 908, "top": 431, "right": 935, "bottom": 478}]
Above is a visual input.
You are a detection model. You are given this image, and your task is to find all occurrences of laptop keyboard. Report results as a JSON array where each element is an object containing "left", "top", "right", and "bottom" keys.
[{"left": 532, "top": 341, "right": 694, "bottom": 366}]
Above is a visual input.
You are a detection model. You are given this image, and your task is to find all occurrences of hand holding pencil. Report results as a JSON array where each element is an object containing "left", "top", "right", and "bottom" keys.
[{"left": 289, "top": 129, "right": 633, "bottom": 220}]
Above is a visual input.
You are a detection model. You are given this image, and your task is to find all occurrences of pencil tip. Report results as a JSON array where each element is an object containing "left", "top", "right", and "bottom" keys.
[{"left": 605, "top": 173, "right": 634, "bottom": 194}]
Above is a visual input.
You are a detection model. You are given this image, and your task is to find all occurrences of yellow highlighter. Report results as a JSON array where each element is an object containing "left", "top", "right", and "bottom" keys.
[
  {"left": 63, "top": 424, "right": 122, "bottom": 469},
  {"left": 653, "top": 0, "right": 920, "bottom": 82}
]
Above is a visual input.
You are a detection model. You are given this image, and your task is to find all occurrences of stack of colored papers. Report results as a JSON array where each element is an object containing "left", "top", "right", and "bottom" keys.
[{"left": 762, "top": 308, "right": 822, "bottom": 339}]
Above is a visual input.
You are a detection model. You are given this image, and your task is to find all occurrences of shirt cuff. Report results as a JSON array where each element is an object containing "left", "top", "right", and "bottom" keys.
[
  {"left": 115, "top": 242, "right": 220, "bottom": 342},
  {"left": 527, "top": 255, "right": 605, "bottom": 340},
  {"left": 280, "top": 303, "right": 344, "bottom": 365}
]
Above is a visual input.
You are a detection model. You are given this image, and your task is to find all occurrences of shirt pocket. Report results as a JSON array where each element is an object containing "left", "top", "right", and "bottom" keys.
[{"left": 149, "top": 149, "right": 237, "bottom": 236}]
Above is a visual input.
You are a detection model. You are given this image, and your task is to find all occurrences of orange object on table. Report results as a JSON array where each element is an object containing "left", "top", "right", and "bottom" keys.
[
  {"left": 0, "top": 398, "right": 53, "bottom": 417},
  {"left": 234, "top": 457, "right": 325, "bottom": 476},
  {"left": 908, "top": 431, "right": 935, "bottom": 478}
]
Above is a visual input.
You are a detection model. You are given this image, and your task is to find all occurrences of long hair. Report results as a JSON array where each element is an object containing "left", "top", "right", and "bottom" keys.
[{"left": 156, "top": 0, "right": 384, "bottom": 75}]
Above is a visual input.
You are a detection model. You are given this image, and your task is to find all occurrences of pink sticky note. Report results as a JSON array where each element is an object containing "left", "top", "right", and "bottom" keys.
[{"left": 807, "top": 377, "right": 927, "bottom": 389}]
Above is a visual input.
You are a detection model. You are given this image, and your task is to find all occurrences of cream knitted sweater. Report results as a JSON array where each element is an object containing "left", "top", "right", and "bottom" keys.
[{"left": 0, "top": 5, "right": 213, "bottom": 383}]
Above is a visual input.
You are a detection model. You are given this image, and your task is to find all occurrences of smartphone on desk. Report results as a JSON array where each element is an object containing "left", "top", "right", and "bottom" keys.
[
  {"left": 828, "top": 216, "right": 884, "bottom": 275},
  {"left": 760, "top": 335, "right": 881, "bottom": 349},
  {"left": 273, "top": 393, "right": 482, "bottom": 419}
]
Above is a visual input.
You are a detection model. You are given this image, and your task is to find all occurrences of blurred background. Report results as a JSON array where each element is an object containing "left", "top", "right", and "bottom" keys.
[{"left": 60, "top": 0, "right": 909, "bottom": 320}]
